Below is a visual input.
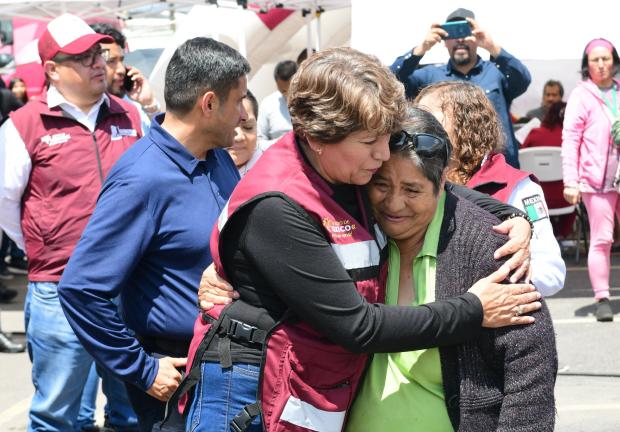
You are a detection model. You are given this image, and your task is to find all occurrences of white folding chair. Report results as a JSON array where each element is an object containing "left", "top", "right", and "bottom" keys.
[{"left": 519, "top": 146, "right": 589, "bottom": 262}]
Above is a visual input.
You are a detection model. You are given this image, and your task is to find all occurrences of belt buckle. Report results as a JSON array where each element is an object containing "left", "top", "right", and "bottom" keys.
[
  {"left": 230, "top": 406, "right": 256, "bottom": 432},
  {"left": 229, "top": 319, "right": 257, "bottom": 342}
]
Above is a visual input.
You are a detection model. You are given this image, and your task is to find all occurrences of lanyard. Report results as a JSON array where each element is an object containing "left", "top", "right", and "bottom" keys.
[{"left": 600, "top": 84, "right": 618, "bottom": 117}]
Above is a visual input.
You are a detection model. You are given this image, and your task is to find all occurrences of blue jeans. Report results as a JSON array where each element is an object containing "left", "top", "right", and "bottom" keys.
[
  {"left": 76, "top": 366, "right": 98, "bottom": 430},
  {"left": 124, "top": 381, "right": 185, "bottom": 432},
  {"left": 77, "top": 363, "right": 139, "bottom": 430},
  {"left": 25, "top": 282, "right": 94, "bottom": 432},
  {"left": 186, "top": 361, "right": 262, "bottom": 432}
]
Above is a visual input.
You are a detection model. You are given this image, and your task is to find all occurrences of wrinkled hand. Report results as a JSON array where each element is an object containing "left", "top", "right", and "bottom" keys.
[
  {"left": 413, "top": 23, "right": 447, "bottom": 56},
  {"left": 198, "top": 264, "right": 238, "bottom": 311},
  {"left": 467, "top": 18, "right": 501, "bottom": 57},
  {"left": 492, "top": 217, "right": 532, "bottom": 283},
  {"left": 126, "top": 66, "right": 155, "bottom": 107},
  {"left": 563, "top": 186, "right": 581, "bottom": 205},
  {"left": 468, "top": 264, "right": 541, "bottom": 328},
  {"left": 146, "top": 357, "right": 187, "bottom": 402}
]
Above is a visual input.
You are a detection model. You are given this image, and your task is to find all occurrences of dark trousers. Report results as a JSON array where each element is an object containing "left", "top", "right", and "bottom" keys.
[
  {"left": 124, "top": 382, "right": 185, "bottom": 432},
  {"left": 0, "top": 233, "right": 24, "bottom": 260}
]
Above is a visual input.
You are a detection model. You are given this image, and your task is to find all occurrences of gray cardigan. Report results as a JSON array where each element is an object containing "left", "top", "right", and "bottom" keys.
[{"left": 436, "top": 191, "right": 557, "bottom": 431}]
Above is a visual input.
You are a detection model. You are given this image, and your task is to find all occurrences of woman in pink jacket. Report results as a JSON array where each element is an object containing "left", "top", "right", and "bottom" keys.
[{"left": 562, "top": 38, "right": 620, "bottom": 321}]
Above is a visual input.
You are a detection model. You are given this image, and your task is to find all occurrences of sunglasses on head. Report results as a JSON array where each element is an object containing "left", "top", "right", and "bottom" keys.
[{"left": 389, "top": 131, "right": 449, "bottom": 162}]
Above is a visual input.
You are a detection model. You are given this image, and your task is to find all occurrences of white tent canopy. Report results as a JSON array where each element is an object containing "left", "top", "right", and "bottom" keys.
[
  {"left": 0, "top": 0, "right": 351, "bottom": 100},
  {"left": 0, "top": 0, "right": 349, "bottom": 21},
  {"left": 146, "top": 3, "right": 350, "bottom": 106}
]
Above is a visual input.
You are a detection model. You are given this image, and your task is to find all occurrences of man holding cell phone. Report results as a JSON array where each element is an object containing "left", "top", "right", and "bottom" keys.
[
  {"left": 391, "top": 7, "right": 531, "bottom": 169},
  {"left": 91, "top": 23, "right": 159, "bottom": 134}
]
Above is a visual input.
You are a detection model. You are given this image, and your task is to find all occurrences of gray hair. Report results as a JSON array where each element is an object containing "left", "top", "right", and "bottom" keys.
[{"left": 390, "top": 106, "right": 450, "bottom": 195}]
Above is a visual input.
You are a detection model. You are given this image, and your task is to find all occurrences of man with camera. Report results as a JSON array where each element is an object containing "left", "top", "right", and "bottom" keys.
[
  {"left": 90, "top": 23, "right": 159, "bottom": 134},
  {"left": 391, "top": 7, "right": 531, "bottom": 168}
]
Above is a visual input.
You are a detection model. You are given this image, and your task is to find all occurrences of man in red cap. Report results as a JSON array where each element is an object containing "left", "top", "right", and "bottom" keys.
[{"left": 0, "top": 13, "right": 143, "bottom": 432}]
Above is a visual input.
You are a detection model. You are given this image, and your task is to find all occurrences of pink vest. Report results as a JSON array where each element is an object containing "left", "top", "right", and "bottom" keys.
[
  {"left": 10, "top": 92, "right": 142, "bottom": 281},
  {"left": 185, "top": 132, "right": 386, "bottom": 431},
  {"left": 466, "top": 152, "right": 534, "bottom": 202}
]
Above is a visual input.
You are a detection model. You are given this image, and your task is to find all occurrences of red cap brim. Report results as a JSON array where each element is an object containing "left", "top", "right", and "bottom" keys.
[{"left": 58, "top": 33, "right": 114, "bottom": 55}]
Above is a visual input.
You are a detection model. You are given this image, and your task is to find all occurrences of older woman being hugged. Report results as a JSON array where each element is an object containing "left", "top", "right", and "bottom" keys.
[{"left": 347, "top": 106, "right": 557, "bottom": 431}]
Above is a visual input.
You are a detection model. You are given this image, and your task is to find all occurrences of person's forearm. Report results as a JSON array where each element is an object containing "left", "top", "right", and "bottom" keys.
[
  {"left": 448, "top": 183, "right": 526, "bottom": 220},
  {"left": 492, "top": 48, "right": 531, "bottom": 100},
  {"left": 560, "top": 100, "right": 585, "bottom": 186},
  {"left": 57, "top": 179, "right": 158, "bottom": 389},
  {"left": 0, "top": 119, "right": 31, "bottom": 250},
  {"left": 58, "top": 285, "right": 159, "bottom": 390},
  {"left": 239, "top": 197, "right": 483, "bottom": 354},
  {"left": 337, "top": 294, "right": 483, "bottom": 353},
  {"left": 390, "top": 51, "right": 424, "bottom": 91},
  {"left": 0, "top": 197, "right": 25, "bottom": 250}
]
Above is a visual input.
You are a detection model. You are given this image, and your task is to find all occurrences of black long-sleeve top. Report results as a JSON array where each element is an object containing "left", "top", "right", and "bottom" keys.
[{"left": 213, "top": 182, "right": 522, "bottom": 363}]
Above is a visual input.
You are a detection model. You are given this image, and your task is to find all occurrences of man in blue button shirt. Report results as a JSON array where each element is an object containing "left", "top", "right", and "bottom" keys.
[
  {"left": 58, "top": 37, "right": 249, "bottom": 431},
  {"left": 391, "top": 8, "right": 531, "bottom": 168}
]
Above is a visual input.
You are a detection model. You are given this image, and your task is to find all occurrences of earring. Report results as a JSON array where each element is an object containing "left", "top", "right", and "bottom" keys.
[{"left": 317, "top": 147, "right": 323, "bottom": 156}]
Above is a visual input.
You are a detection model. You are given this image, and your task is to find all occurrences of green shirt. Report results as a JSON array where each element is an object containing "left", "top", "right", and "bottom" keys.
[{"left": 346, "top": 192, "right": 452, "bottom": 432}]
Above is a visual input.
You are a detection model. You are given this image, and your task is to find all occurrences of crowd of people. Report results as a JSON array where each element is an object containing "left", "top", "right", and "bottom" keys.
[{"left": 0, "top": 5, "right": 618, "bottom": 432}]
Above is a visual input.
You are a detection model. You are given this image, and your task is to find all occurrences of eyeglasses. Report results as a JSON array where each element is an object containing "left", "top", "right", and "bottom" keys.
[
  {"left": 389, "top": 131, "right": 450, "bottom": 162},
  {"left": 53, "top": 47, "right": 104, "bottom": 68}
]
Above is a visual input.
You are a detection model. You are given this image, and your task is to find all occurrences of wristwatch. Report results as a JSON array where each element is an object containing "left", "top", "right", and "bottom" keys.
[{"left": 141, "top": 100, "right": 160, "bottom": 114}]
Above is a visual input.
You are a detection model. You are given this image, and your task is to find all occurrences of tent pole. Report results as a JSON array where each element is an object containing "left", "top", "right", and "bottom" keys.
[
  {"left": 238, "top": 15, "right": 247, "bottom": 58},
  {"left": 315, "top": 8, "right": 321, "bottom": 51},
  {"left": 305, "top": 9, "right": 313, "bottom": 59}
]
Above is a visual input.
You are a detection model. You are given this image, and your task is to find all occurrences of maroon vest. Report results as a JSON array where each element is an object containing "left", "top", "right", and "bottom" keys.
[
  {"left": 185, "top": 132, "right": 386, "bottom": 431},
  {"left": 466, "top": 152, "right": 535, "bottom": 202},
  {"left": 10, "top": 92, "right": 142, "bottom": 281}
]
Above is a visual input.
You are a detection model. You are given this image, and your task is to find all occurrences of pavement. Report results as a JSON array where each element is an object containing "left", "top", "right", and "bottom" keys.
[{"left": 1, "top": 249, "right": 620, "bottom": 431}]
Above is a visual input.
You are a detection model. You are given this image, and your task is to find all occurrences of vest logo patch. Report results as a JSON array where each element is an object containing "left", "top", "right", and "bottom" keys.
[
  {"left": 41, "top": 133, "right": 71, "bottom": 146},
  {"left": 522, "top": 194, "right": 548, "bottom": 222},
  {"left": 110, "top": 125, "right": 138, "bottom": 141},
  {"left": 323, "top": 218, "right": 356, "bottom": 238}
]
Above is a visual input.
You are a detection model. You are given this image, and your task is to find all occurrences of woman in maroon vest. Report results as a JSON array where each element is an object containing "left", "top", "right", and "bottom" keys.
[
  {"left": 415, "top": 81, "right": 565, "bottom": 298},
  {"left": 182, "top": 48, "right": 541, "bottom": 432}
]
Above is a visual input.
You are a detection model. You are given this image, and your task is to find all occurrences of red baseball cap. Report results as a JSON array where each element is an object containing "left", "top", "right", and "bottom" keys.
[{"left": 38, "top": 13, "right": 114, "bottom": 63}]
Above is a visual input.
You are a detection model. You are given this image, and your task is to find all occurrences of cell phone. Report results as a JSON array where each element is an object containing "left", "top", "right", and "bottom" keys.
[
  {"left": 123, "top": 68, "right": 134, "bottom": 92},
  {"left": 440, "top": 20, "right": 472, "bottom": 40}
]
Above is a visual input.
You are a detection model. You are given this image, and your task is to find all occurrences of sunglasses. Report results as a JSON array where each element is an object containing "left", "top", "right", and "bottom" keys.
[
  {"left": 53, "top": 47, "right": 104, "bottom": 68},
  {"left": 389, "top": 131, "right": 450, "bottom": 162}
]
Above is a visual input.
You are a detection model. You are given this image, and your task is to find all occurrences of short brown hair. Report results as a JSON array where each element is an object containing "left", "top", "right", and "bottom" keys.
[
  {"left": 415, "top": 81, "right": 504, "bottom": 185},
  {"left": 288, "top": 47, "right": 406, "bottom": 144}
]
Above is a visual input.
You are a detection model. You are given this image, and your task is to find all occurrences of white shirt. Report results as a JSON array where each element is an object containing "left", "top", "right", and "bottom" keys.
[
  {"left": 0, "top": 86, "right": 109, "bottom": 250},
  {"left": 47, "top": 85, "right": 109, "bottom": 132},
  {"left": 237, "top": 147, "right": 264, "bottom": 178},
  {"left": 507, "top": 177, "right": 566, "bottom": 296},
  {"left": 124, "top": 95, "right": 151, "bottom": 135},
  {"left": 257, "top": 91, "right": 292, "bottom": 150}
]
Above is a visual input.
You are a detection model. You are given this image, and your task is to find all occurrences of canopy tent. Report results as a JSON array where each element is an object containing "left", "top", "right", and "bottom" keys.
[
  {"left": 0, "top": 0, "right": 351, "bottom": 98},
  {"left": 146, "top": 3, "right": 350, "bottom": 105},
  {"left": 0, "top": 0, "right": 350, "bottom": 21}
]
